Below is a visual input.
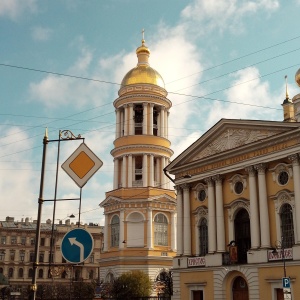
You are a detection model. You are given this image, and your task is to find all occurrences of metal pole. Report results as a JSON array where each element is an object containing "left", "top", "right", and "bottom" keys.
[
  {"left": 30, "top": 129, "right": 48, "bottom": 300},
  {"left": 49, "top": 130, "right": 61, "bottom": 275},
  {"left": 282, "top": 236, "right": 287, "bottom": 278}
]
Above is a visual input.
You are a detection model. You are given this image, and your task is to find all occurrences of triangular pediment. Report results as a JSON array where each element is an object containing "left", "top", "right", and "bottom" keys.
[
  {"left": 100, "top": 196, "right": 122, "bottom": 207},
  {"left": 167, "top": 119, "right": 300, "bottom": 171},
  {"left": 148, "top": 193, "right": 176, "bottom": 203}
]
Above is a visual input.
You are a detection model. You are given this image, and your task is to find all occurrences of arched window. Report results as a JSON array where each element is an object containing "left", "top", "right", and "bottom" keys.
[
  {"left": 280, "top": 203, "right": 294, "bottom": 248},
  {"left": 18, "top": 268, "right": 23, "bottom": 278},
  {"left": 111, "top": 215, "right": 120, "bottom": 247},
  {"left": 8, "top": 268, "right": 13, "bottom": 278},
  {"left": 38, "top": 269, "right": 43, "bottom": 279},
  {"left": 234, "top": 209, "right": 251, "bottom": 264},
  {"left": 28, "top": 268, "right": 33, "bottom": 278},
  {"left": 199, "top": 218, "right": 208, "bottom": 256},
  {"left": 105, "top": 272, "right": 114, "bottom": 283},
  {"left": 154, "top": 214, "right": 168, "bottom": 246}
]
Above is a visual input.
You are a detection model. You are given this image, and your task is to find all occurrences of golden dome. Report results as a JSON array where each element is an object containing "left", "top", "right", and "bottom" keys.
[
  {"left": 296, "top": 68, "right": 300, "bottom": 87},
  {"left": 120, "top": 39, "right": 165, "bottom": 89}
]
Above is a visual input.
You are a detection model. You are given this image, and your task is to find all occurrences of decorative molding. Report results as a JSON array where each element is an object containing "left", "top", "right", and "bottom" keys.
[{"left": 193, "top": 129, "right": 276, "bottom": 160}]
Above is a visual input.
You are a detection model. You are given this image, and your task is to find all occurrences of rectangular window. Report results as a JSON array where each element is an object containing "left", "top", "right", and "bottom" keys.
[
  {"left": 11, "top": 237, "right": 17, "bottom": 244},
  {"left": 48, "top": 253, "right": 54, "bottom": 263},
  {"left": 30, "top": 238, "right": 35, "bottom": 245},
  {"left": 20, "top": 251, "right": 25, "bottom": 262},
  {"left": 193, "top": 290, "right": 204, "bottom": 300},
  {"left": 0, "top": 251, "right": 5, "bottom": 261},
  {"left": 39, "top": 253, "right": 44, "bottom": 263},
  {"left": 29, "top": 252, "right": 34, "bottom": 262},
  {"left": 10, "top": 251, "right": 15, "bottom": 261},
  {"left": 1, "top": 237, "right": 6, "bottom": 245},
  {"left": 40, "top": 238, "right": 45, "bottom": 246},
  {"left": 89, "top": 255, "right": 94, "bottom": 263},
  {"left": 21, "top": 237, "right": 26, "bottom": 245}
]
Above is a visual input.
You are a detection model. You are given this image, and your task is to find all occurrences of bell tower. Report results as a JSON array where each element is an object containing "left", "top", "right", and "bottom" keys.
[{"left": 99, "top": 37, "right": 176, "bottom": 282}]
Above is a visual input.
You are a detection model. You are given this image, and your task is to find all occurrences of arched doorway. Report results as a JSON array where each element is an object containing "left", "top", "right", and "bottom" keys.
[
  {"left": 234, "top": 209, "right": 251, "bottom": 264},
  {"left": 232, "top": 276, "right": 249, "bottom": 300}
]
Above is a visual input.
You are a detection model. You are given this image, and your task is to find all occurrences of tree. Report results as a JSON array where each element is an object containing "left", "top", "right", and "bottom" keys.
[{"left": 111, "top": 270, "right": 152, "bottom": 300}]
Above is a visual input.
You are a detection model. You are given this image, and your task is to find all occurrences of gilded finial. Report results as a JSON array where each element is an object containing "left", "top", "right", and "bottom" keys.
[
  {"left": 141, "top": 28, "right": 145, "bottom": 45},
  {"left": 285, "top": 75, "right": 289, "bottom": 99}
]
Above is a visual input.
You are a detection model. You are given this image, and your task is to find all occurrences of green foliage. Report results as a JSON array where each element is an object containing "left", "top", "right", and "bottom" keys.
[{"left": 111, "top": 270, "right": 152, "bottom": 300}]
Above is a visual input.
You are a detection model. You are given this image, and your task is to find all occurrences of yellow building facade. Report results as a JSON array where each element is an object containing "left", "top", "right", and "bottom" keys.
[
  {"left": 165, "top": 70, "right": 300, "bottom": 300},
  {"left": 99, "top": 38, "right": 176, "bottom": 282}
]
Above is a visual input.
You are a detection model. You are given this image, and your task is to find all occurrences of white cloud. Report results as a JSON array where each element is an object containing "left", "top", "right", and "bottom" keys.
[
  {"left": 181, "top": 0, "right": 279, "bottom": 34},
  {"left": 0, "top": 0, "right": 37, "bottom": 20},
  {"left": 205, "top": 67, "right": 282, "bottom": 125},
  {"left": 31, "top": 26, "right": 53, "bottom": 41},
  {"left": 0, "top": 127, "right": 39, "bottom": 221}
]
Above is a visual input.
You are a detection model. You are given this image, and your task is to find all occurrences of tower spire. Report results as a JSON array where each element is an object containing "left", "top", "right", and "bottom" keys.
[{"left": 285, "top": 75, "right": 289, "bottom": 99}]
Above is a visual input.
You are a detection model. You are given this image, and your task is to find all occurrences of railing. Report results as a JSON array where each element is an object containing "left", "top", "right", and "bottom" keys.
[{"left": 133, "top": 180, "right": 143, "bottom": 187}]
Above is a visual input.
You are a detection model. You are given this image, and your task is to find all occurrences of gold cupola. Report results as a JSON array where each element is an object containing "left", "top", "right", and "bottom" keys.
[{"left": 120, "top": 38, "right": 165, "bottom": 89}]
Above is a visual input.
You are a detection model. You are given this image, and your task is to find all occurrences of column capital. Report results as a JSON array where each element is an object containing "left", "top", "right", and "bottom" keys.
[
  {"left": 174, "top": 185, "right": 182, "bottom": 192},
  {"left": 149, "top": 103, "right": 154, "bottom": 107},
  {"left": 123, "top": 104, "right": 128, "bottom": 108},
  {"left": 212, "top": 174, "right": 224, "bottom": 184},
  {"left": 288, "top": 154, "right": 299, "bottom": 165},
  {"left": 254, "top": 163, "right": 267, "bottom": 173},
  {"left": 245, "top": 166, "right": 256, "bottom": 176},
  {"left": 204, "top": 177, "right": 214, "bottom": 186},
  {"left": 128, "top": 103, "right": 134, "bottom": 107},
  {"left": 181, "top": 183, "right": 190, "bottom": 190},
  {"left": 143, "top": 102, "right": 148, "bottom": 107}
]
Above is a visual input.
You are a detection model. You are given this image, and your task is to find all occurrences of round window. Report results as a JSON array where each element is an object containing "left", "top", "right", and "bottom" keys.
[
  {"left": 198, "top": 189, "right": 206, "bottom": 201},
  {"left": 278, "top": 171, "right": 289, "bottom": 185},
  {"left": 234, "top": 181, "right": 244, "bottom": 194}
]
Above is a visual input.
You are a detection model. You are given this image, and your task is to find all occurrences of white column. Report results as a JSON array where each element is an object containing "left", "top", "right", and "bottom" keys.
[
  {"left": 129, "top": 104, "right": 134, "bottom": 135},
  {"left": 143, "top": 154, "right": 148, "bottom": 187},
  {"left": 149, "top": 104, "right": 154, "bottom": 135},
  {"left": 164, "top": 109, "right": 168, "bottom": 139},
  {"left": 113, "top": 158, "right": 119, "bottom": 189},
  {"left": 160, "top": 106, "right": 165, "bottom": 137},
  {"left": 176, "top": 186, "right": 183, "bottom": 255},
  {"left": 171, "top": 212, "right": 177, "bottom": 251},
  {"left": 289, "top": 154, "right": 300, "bottom": 243},
  {"left": 161, "top": 157, "right": 166, "bottom": 188},
  {"left": 122, "top": 156, "right": 127, "bottom": 188},
  {"left": 120, "top": 107, "right": 124, "bottom": 136},
  {"left": 205, "top": 177, "right": 216, "bottom": 253},
  {"left": 127, "top": 154, "right": 133, "bottom": 188},
  {"left": 124, "top": 104, "right": 128, "bottom": 136},
  {"left": 213, "top": 175, "right": 225, "bottom": 252},
  {"left": 166, "top": 110, "right": 169, "bottom": 139},
  {"left": 155, "top": 157, "right": 160, "bottom": 187},
  {"left": 255, "top": 163, "right": 271, "bottom": 248},
  {"left": 149, "top": 154, "right": 154, "bottom": 186},
  {"left": 119, "top": 210, "right": 125, "bottom": 249},
  {"left": 195, "top": 221, "right": 200, "bottom": 256},
  {"left": 143, "top": 102, "right": 148, "bottom": 135},
  {"left": 115, "top": 108, "right": 121, "bottom": 139},
  {"left": 104, "top": 214, "right": 108, "bottom": 251},
  {"left": 147, "top": 209, "right": 153, "bottom": 249},
  {"left": 183, "top": 184, "right": 191, "bottom": 255},
  {"left": 246, "top": 166, "right": 260, "bottom": 249}
]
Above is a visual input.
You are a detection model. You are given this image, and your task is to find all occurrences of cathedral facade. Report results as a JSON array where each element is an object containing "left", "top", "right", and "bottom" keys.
[{"left": 165, "top": 69, "right": 300, "bottom": 300}]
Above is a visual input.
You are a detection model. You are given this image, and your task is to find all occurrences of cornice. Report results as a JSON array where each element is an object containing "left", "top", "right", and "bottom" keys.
[{"left": 111, "top": 144, "right": 174, "bottom": 156}]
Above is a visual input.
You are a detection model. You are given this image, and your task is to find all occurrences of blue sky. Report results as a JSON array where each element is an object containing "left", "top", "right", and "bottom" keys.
[{"left": 1, "top": 0, "right": 300, "bottom": 225}]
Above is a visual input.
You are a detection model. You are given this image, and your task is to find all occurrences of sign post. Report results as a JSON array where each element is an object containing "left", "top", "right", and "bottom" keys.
[{"left": 282, "top": 277, "right": 292, "bottom": 300}]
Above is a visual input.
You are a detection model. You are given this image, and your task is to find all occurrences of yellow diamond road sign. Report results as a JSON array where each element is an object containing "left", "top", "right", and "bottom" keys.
[{"left": 61, "top": 143, "right": 103, "bottom": 188}]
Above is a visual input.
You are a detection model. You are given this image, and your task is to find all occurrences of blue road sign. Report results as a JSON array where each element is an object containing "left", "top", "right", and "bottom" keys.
[
  {"left": 61, "top": 228, "right": 94, "bottom": 263},
  {"left": 282, "top": 277, "right": 291, "bottom": 289}
]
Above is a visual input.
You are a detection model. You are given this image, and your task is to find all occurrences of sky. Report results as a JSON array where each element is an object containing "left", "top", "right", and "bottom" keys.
[{"left": 1, "top": 0, "right": 300, "bottom": 226}]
